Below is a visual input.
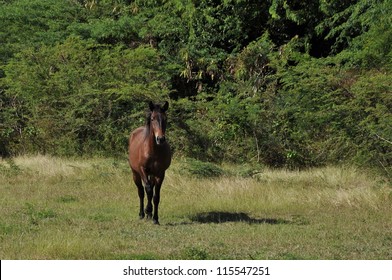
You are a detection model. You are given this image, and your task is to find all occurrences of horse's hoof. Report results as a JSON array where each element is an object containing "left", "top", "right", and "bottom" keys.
[
  {"left": 139, "top": 213, "right": 145, "bottom": 219},
  {"left": 153, "top": 220, "right": 160, "bottom": 225}
]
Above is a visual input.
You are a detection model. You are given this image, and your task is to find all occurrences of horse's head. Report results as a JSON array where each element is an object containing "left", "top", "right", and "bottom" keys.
[{"left": 148, "top": 101, "right": 169, "bottom": 145}]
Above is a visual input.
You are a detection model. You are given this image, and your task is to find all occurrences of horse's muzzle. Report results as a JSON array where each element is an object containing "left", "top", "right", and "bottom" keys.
[{"left": 155, "top": 135, "right": 166, "bottom": 145}]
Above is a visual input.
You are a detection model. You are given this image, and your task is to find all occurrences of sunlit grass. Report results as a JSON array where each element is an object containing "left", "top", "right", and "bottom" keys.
[{"left": 1, "top": 155, "right": 391, "bottom": 259}]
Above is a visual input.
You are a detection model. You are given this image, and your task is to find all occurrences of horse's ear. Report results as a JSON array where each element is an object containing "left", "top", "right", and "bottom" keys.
[
  {"left": 149, "top": 101, "right": 155, "bottom": 111},
  {"left": 162, "top": 101, "right": 169, "bottom": 112}
]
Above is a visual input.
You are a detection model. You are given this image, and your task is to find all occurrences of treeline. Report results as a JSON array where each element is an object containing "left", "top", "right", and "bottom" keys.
[{"left": 0, "top": 0, "right": 391, "bottom": 173}]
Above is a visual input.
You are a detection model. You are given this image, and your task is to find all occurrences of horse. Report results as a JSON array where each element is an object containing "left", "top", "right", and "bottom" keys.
[{"left": 128, "top": 101, "right": 172, "bottom": 225}]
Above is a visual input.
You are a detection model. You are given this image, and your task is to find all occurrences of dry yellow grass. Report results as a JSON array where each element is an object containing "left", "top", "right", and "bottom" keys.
[{"left": 1, "top": 155, "right": 391, "bottom": 259}]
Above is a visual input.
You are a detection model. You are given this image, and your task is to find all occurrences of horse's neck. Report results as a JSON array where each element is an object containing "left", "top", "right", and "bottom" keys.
[{"left": 145, "top": 125, "right": 158, "bottom": 153}]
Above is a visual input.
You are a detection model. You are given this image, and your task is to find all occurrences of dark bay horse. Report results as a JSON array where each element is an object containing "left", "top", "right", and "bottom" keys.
[{"left": 128, "top": 101, "right": 172, "bottom": 225}]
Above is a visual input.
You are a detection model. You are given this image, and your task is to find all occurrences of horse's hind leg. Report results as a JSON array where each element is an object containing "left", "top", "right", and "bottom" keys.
[{"left": 132, "top": 171, "right": 145, "bottom": 219}]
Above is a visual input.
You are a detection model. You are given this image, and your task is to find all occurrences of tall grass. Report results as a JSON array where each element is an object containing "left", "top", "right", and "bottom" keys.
[{"left": 1, "top": 155, "right": 391, "bottom": 259}]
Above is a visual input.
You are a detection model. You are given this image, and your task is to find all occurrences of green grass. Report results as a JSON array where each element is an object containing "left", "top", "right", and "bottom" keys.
[{"left": 0, "top": 155, "right": 391, "bottom": 259}]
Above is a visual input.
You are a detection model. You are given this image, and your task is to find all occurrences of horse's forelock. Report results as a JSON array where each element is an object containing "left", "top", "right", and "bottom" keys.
[{"left": 145, "top": 105, "right": 165, "bottom": 133}]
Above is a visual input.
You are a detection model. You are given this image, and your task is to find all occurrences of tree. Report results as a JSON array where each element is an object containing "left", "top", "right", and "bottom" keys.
[
  {"left": 0, "top": 0, "right": 390, "bottom": 174},
  {"left": 2, "top": 37, "right": 170, "bottom": 155},
  {"left": 0, "top": 0, "right": 84, "bottom": 64}
]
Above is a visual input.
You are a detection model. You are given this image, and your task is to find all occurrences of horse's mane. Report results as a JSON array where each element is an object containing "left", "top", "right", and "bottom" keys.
[
  {"left": 145, "top": 110, "right": 152, "bottom": 128},
  {"left": 143, "top": 110, "right": 152, "bottom": 139}
]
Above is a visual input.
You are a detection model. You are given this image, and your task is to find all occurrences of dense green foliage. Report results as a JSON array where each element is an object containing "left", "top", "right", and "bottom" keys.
[{"left": 1, "top": 0, "right": 391, "bottom": 173}]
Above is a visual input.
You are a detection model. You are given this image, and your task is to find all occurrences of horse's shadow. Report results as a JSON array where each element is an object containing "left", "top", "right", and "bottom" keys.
[{"left": 189, "top": 211, "right": 290, "bottom": 225}]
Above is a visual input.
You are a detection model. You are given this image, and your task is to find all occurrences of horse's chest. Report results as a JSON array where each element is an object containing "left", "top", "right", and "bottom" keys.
[{"left": 144, "top": 155, "right": 169, "bottom": 175}]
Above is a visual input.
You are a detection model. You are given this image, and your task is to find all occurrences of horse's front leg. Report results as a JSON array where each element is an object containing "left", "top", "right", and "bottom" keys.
[
  {"left": 140, "top": 168, "right": 154, "bottom": 220},
  {"left": 145, "top": 177, "right": 154, "bottom": 220},
  {"left": 153, "top": 173, "right": 164, "bottom": 225},
  {"left": 132, "top": 171, "right": 145, "bottom": 219}
]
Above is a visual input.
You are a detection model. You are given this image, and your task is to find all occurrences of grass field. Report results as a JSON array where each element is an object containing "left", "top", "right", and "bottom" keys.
[{"left": 0, "top": 155, "right": 391, "bottom": 259}]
